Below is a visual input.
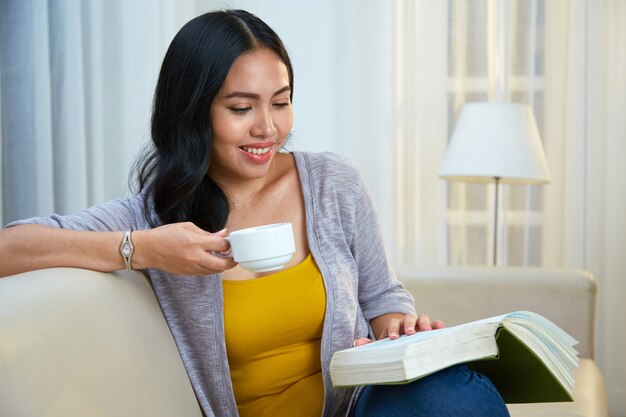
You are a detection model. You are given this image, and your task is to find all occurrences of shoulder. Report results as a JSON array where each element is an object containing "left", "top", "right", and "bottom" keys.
[
  {"left": 293, "top": 151, "right": 365, "bottom": 195},
  {"left": 293, "top": 151, "right": 370, "bottom": 221},
  {"left": 293, "top": 151, "right": 361, "bottom": 178}
]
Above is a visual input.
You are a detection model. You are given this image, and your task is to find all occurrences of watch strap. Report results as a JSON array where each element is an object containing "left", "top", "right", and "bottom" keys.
[{"left": 120, "top": 230, "right": 134, "bottom": 270}]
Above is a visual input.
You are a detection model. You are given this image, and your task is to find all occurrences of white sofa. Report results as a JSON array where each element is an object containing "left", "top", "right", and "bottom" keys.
[
  {"left": 396, "top": 266, "right": 609, "bottom": 417},
  {"left": 0, "top": 266, "right": 609, "bottom": 417}
]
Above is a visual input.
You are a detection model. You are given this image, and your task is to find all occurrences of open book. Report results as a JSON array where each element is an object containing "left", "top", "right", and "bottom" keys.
[{"left": 329, "top": 311, "right": 579, "bottom": 403}]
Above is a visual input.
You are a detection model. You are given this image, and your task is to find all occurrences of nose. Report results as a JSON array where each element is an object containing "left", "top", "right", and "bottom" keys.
[{"left": 251, "top": 107, "right": 276, "bottom": 138}]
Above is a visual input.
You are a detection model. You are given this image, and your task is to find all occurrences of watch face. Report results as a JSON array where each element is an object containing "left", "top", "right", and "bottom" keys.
[
  {"left": 120, "top": 232, "right": 134, "bottom": 270},
  {"left": 121, "top": 242, "right": 132, "bottom": 256}
]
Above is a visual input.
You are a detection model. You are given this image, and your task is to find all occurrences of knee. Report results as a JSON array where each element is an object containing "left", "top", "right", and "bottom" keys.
[
  {"left": 439, "top": 365, "right": 510, "bottom": 416},
  {"left": 353, "top": 365, "right": 510, "bottom": 417}
]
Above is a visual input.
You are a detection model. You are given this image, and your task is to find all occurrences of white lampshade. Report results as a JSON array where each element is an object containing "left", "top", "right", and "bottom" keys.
[{"left": 439, "top": 102, "right": 551, "bottom": 184}]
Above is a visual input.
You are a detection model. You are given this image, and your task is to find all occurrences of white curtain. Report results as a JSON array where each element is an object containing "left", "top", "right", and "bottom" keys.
[
  {"left": 446, "top": 0, "right": 547, "bottom": 267},
  {"left": 395, "top": 0, "right": 626, "bottom": 414},
  {"left": 394, "top": 0, "right": 548, "bottom": 268},
  {"left": 393, "top": 0, "right": 449, "bottom": 266},
  {"left": 0, "top": 0, "right": 196, "bottom": 224},
  {"left": 548, "top": 0, "right": 626, "bottom": 413}
]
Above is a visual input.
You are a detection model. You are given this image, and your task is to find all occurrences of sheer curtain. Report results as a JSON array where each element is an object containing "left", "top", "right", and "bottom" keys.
[
  {"left": 446, "top": 0, "right": 547, "bottom": 267},
  {"left": 395, "top": 0, "right": 626, "bottom": 414},
  {"left": 393, "top": 0, "right": 546, "bottom": 267},
  {"left": 547, "top": 1, "right": 626, "bottom": 414},
  {"left": 0, "top": 0, "right": 196, "bottom": 224}
]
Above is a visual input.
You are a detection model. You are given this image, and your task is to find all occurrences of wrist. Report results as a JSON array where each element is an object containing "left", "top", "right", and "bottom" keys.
[
  {"left": 128, "top": 229, "right": 149, "bottom": 270},
  {"left": 119, "top": 230, "right": 134, "bottom": 270}
]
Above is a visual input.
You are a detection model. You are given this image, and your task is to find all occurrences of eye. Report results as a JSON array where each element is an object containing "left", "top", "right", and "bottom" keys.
[
  {"left": 229, "top": 107, "right": 252, "bottom": 114},
  {"left": 273, "top": 102, "right": 290, "bottom": 109}
]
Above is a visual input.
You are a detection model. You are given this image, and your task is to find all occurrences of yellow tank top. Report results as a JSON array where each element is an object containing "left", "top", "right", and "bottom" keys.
[{"left": 222, "top": 255, "right": 326, "bottom": 417}]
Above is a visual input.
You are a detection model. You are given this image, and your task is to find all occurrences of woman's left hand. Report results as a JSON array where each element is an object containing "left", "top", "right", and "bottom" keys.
[{"left": 353, "top": 313, "right": 445, "bottom": 347}]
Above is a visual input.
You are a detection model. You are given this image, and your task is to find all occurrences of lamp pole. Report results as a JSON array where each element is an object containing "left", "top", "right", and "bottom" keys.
[{"left": 493, "top": 177, "right": 501, "bottom": 266}]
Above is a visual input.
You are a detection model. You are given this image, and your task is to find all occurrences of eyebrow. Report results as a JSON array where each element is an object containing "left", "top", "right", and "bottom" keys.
[{"left": 223, "top": 85, "right": 291, "bottom": 99}]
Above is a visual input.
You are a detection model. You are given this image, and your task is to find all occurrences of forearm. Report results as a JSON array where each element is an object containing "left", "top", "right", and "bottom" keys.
[{"left": 0, "top": 224, "right": 127, "bottom": 277}]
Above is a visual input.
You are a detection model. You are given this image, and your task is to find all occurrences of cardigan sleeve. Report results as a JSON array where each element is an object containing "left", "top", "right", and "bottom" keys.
[
  {"left": 4, "top": 193, "right": 152, "bottom": 232},
  {"left": 350, "top": 168, "right": 417, "bottom": 321}
]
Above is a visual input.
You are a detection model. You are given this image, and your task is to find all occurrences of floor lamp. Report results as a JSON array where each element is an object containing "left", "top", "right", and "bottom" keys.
[{"left": 439, "top": 102, "right": 551, "bottom": 266}]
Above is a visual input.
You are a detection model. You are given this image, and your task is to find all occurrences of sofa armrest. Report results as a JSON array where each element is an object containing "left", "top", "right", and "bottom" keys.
[
  {"left": 395, "top": 266, "right": 597, "bottom": 358},
  {"left": 0, "top": 268, "right": 202, "bottom": 417}
]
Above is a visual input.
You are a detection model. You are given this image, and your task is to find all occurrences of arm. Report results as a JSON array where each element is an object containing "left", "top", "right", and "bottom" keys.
[
  {"left": 349, "top": 174, "right": 415, "bottom": 323},
  {"left": 0, "top": 192, "right": 237, "bottom": 278},
  {"left": 0, "top": 224, "right": 126, "bottom": 277},
  {"left": 345, "top": 168, "right": 444, "bottom": 343},
  {"left": 0, "top": 223, "right": 235, "bottom": 278}
]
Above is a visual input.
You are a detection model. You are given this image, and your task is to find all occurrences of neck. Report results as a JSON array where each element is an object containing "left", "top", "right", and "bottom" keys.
[{"left": 210, "top": 156, "right": 282, "bottom": 209}]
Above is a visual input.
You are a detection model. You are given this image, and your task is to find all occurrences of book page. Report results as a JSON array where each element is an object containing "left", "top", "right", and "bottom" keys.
[{"left": 503, "top": 311, "right": 578, "bottom": 348}]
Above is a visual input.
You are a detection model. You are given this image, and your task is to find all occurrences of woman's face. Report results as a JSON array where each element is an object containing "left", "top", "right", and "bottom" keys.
[{"left": 208, "top": 47, "right": 293, "bottom": 183}]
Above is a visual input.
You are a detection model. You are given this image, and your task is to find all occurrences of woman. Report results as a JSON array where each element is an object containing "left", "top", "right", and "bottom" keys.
[{"left": 0, "top": 10, "right": 509, "bottom": 417}]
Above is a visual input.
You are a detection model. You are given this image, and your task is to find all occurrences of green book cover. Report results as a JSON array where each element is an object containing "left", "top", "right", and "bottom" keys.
[{"left": 468, "top": 327, "right": 573, "bottom": 403}]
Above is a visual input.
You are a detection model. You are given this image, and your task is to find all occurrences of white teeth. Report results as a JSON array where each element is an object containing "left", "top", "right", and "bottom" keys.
[{"left": 242, "top": 146, "right": 271, "bottom": 155}]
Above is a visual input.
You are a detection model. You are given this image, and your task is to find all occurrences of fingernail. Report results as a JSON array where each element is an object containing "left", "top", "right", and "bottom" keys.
[{"left": 214, "top": 228, "right": 229, "bottom": 237}]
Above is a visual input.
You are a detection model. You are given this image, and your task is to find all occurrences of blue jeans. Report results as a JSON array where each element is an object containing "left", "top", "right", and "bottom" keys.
[{"left": 353, "top": 365, "right": 510, "bottom": 417}]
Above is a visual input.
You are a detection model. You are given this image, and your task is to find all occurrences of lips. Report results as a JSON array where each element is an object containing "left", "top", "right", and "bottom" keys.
[
  {"left": 238, "top": 142, "right": 275, "bottom": 164},
  {"left": 240, "top": 145, "right": 271, "bottom": 155}
]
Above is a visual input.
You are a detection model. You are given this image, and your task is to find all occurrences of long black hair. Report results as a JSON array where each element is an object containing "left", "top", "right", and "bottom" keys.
[{"left": 134, "top": 10, "right": 293, "bottom": 231}]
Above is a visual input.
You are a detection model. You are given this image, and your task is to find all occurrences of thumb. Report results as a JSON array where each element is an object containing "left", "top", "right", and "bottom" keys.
[
  {"left": 214, "top": 228, "right": 228, "bottom": 237},
  {"left": 353, "top": 337, "right": 373, "bottom": 347}
]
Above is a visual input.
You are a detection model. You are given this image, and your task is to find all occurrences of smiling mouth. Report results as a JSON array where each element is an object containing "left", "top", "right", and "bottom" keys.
[{"left": 240, "top": 145, "right": 272, "bottom": 155}]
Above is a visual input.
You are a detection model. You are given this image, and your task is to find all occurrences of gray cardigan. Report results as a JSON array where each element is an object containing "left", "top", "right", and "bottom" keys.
[{"left": 8, "top": 151, "right": 416, "bottom": 417}]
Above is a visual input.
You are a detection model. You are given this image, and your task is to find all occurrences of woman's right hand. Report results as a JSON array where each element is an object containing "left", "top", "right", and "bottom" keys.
[{"left": 132, "top": 222, "right": 237, "bottom": 276}]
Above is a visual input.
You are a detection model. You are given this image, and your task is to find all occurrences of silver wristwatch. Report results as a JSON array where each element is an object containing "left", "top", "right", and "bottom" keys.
[{"left": 120, "top": 230, "right": 134, "bottom": 270}]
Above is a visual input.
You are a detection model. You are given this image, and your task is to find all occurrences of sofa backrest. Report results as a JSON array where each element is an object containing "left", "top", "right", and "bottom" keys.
[
  {"left": 395, "top": 266, "right": 597, "bottom": 358},
  {"left": 0, "top": 268, "right": 202, "bottom": 417}
]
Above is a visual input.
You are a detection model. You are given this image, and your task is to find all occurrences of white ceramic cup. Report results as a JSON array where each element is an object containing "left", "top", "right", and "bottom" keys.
[{"left": 226, "top": 222, "right": 296, "bottom": 272}]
